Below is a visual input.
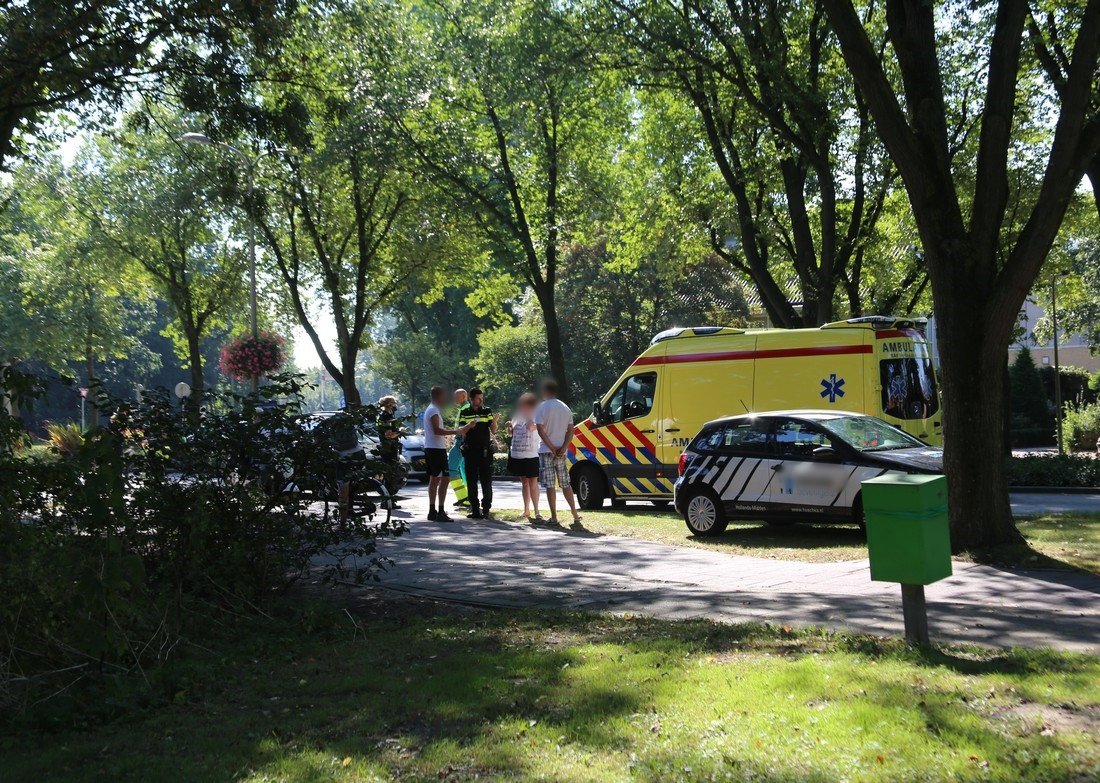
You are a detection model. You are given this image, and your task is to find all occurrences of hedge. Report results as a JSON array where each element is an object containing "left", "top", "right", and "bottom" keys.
[{"left": 1007, "top": 454, "right": 1100, "bottom": 488}]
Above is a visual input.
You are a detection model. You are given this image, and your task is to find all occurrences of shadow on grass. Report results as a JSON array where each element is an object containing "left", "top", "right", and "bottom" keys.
[
  {"left": 966, "top": 541, "right": 1083, "bottom": 573},
  {"left": 965, "top": 514, "right": 1100, "bottom": 576},
  {"left": 694, "top": 520, "right": 866, "bottom": 554},
  {"left": 5, "top": 606, "right": 1097, "bottom": 783}
]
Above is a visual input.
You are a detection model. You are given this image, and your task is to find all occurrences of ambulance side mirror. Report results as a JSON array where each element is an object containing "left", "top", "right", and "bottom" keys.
[
  {"left": 813, "top": 446, "right": 839, "bottom": 461},
  {"left": 592, "top": 400, "right": 607, "bottom": 425}
]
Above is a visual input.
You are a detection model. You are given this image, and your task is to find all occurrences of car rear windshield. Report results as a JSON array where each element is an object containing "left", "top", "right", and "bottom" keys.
[{"left": 819, "top": 416, "right": 926, "bottom": 452}]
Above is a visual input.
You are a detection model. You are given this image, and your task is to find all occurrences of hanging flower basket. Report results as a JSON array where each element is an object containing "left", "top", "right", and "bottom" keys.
[{"left": 219, "top": 332, "right": 287, "bottom": 380}]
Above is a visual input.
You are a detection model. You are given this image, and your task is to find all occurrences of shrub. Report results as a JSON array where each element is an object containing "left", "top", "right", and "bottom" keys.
[
  {"left": 44, "top": 421, "right": 83, "bottom": 456},
  {"left": 1039, "top": 364, "right": 1099, "bottom": 407},
  {"left": 0, "top": 364, "right": 43, "bottom": 456},
  {"left": 0, "top": 373, "right": 404, "bottom": 719},
  {"left": 1006, "top": 454, "right": 1100, "bottom": 488},
  {"left": 1008, "top": 348, "right": 1053, "bottom": 445},
  {"left": 1062, "top": 402, "right": 1100, "bottom": 454}
]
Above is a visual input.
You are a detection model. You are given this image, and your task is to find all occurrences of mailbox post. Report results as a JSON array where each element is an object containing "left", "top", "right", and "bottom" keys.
[{"left": 860, "top": 474, "right": 952, "bottom": 645}]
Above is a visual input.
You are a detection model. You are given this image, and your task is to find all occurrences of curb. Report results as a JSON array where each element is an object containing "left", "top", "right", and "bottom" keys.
[{"left": 1009, "top": 486, "right": 1100, "bottom": 494}]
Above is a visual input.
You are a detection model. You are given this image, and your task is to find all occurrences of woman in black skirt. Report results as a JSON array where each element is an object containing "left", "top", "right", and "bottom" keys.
[{"left": 506, "top": 392, "right": 541, "bottom": 520}]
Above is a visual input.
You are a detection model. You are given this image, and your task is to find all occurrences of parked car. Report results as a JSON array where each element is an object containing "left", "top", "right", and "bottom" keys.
[
  {"left": 673, "top": 410, "right": 942, "bottom": 536},
  {"left": 402, "top": 431, "right": 428, "bottom": 482}
]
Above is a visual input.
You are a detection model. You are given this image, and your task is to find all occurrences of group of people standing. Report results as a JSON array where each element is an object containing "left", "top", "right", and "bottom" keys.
[{"left": 422, "top": 380, "right": 582, "bottom": 525}]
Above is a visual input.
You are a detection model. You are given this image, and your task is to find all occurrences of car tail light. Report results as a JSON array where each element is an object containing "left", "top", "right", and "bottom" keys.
[{"left": 678, "top": 452, "right": 691, "bottom": 476}]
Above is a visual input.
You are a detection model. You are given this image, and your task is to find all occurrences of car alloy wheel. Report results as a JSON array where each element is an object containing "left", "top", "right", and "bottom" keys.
[{"left": 687, "top": 494, "right": 717, "bottom": 532}]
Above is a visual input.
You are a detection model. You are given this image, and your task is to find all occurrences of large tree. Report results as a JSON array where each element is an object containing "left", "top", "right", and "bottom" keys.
[
  {"left": 558, "top": 242, "right": 751, "bottom": 404},
  {"left": 608, "top": 0, "right": 906, "bottom": 326},
  {"left": 0, "top": 156, "right": 151, "bottom": 425},
  {"left": 397, "top": 0, "right": 626, "bottom": 398},
  {"left": 0, "top": 0, "right": 286, "bottom": 170},
  {"left": 1025, "top": 1, "right": 1100, "bottom": 219},
  {"left": 76, "top": 124, "right": 248, "bottom": 408},
  {"left": 821, "top": 0, "right": 1100, "bottom": 547},
  {"left": 250, "top": 3, "right": 435, "bottom": 407}
]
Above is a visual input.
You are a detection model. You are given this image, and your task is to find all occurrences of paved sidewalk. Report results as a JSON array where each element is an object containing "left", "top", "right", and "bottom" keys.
[{"left": 356, "top": 482, "right": 1100, "bottom": 652}]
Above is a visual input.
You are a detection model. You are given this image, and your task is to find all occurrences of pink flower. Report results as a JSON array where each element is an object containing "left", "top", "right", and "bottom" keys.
[{"left": 219, "top": 333, "right": 287, "bottom": 380}]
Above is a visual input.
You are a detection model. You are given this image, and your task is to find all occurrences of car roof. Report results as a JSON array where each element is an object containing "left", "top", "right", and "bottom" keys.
[{"left": 701, "top": 409, "right": 866, "bottom": 428}]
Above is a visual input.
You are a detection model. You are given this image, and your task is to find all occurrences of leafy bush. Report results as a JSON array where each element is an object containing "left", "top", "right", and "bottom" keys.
[
  {"left": 44, "top": 421, "right": 84, "bottom": 456},
  {"left": 1007, "top": 454, "right": 1100, "bottom": 488},
  {"left": 1062, "top": 402, "right": 1100, "bottom": 454},
  {"left": 0, "top": 373, "right": 404, "bottom": 719},
  {"left": 0, "top": 364, "right": 44, "bottom": 456},
  {"left": 1038, "top": 364, "right": 1099, "bottom": 407}
]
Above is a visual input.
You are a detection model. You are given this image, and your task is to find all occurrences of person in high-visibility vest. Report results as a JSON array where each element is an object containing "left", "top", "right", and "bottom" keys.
[
  {"left": 448, "top": 388, "right": 469, "bottom": 505},
  {"left": 456, "top": 387, "right": 499, "bottom": 519}
]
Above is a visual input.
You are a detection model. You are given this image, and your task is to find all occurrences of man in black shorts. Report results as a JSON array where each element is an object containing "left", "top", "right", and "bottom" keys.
[
  {"left": 456, "top": 387, "right": 499, "bottom": 519},
  {"left": 423, "top": 386, "right": 469, "bottom": 521}
]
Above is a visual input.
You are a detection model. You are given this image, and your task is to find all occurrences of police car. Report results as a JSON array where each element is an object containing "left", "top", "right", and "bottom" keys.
[{"left": 673, "top": 410, "right": 942, "bottom": 535}]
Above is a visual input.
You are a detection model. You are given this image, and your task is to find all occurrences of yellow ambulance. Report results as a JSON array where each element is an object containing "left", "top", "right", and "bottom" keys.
[{"left": 567, "top": 316, "right": 941, "bottom": 508}]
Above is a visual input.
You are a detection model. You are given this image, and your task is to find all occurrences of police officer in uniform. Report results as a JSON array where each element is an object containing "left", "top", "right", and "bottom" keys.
[{"left": 456, "top": 387, "right": 499, "bottom": 519}]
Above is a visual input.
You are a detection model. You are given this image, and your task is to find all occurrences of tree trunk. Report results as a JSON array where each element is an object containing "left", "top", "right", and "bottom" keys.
[
  {"left": 85, "top": 352, "right": 99, "bottom": 429},
  {"left": 186, "top": 330, "right": 205, "bottom": 414},
  {"left": 1087, "top": 155, "right": 1100, "bottom": 221},
  {"left": 532, "top": 281, "right": 569, "bottom": 401},
  {"left": 340, "top": 350, "right": 362, "bottom": 408},
  {"left": 0, "top": 361, "right": 18, "bottom": 420},
  {"left": 933, "top": 280, "right": 1023, "bottom": 551}
]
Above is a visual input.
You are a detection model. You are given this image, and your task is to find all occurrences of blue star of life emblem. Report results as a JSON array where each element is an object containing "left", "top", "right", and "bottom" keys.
[{"left": 820, "top": 373, "right": 845, "bottom": 403}]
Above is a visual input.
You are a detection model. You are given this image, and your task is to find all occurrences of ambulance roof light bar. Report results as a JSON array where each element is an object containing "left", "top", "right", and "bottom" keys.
[{"left": 650, "top": 326, "right": 746, "bottom": 345}]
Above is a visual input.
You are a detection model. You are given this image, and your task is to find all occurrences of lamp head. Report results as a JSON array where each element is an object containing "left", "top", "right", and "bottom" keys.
[{"left": 178, "top": 132, "right": 213, "bottom": 145}]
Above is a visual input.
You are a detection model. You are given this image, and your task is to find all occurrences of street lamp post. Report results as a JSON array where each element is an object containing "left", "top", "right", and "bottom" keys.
[
  {"left": 1050, "top": 271, "right": 1069, "bottom": 455},
  {"left": 179, "top": 132, "right": 278, "bottom": 393}
]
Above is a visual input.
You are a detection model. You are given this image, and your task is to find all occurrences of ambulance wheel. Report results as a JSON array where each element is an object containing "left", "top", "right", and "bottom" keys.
[
  {"left": 573, "top": 465, "right": 606, "bottom": 509},
  {"left": 683, "top": 488, "right": 727, "bottom": 537}
]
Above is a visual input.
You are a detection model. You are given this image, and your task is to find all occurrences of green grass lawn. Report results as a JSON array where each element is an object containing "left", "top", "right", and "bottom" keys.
[
  {"left": 498, "top": 509, "right": 1100, "bottom": 572},
  {"left": 983, "top": 514, "right": 1100, "bottom": 573},
  {"left": 5, "top": 600, "right": 1098, "bottom": 783}
]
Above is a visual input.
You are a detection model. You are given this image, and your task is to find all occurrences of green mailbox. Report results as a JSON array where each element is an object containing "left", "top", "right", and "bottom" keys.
[{"left": 861, "top": 473, "right": 952, "bottom": 585}]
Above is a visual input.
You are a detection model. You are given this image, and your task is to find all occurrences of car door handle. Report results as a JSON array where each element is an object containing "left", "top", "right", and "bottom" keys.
[
  {"left": 770, "top": 464, "right": 783, "bottom": 471},
  {"left": 639, "top": 428, "right": 655, "bottom": 433},
  {"left": 664, "top": 428, "right": 681, "bottom": 432}
]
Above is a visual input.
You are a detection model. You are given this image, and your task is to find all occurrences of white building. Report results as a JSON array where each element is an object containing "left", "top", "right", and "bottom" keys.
[{"left": 1008, "top": 296, "right": 1099, "bottom": 372}]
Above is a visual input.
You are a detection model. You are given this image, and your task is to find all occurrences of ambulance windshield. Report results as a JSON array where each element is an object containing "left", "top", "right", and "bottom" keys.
[{"left": 880, "top": 352, "right": 939, "bottom": 420}]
